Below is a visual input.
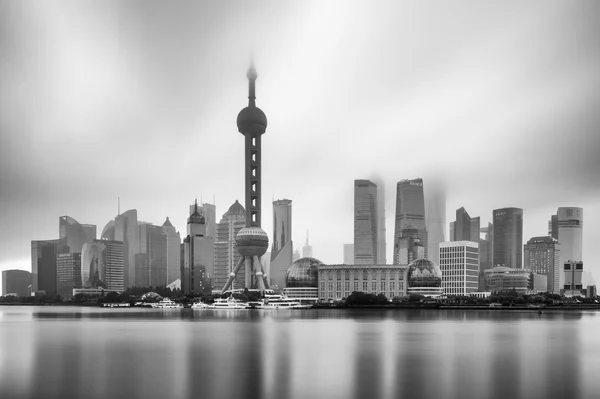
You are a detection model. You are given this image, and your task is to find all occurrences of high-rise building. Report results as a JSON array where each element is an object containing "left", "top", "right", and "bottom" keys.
[
  {"left": 59, "top": 216, "right": 95, "bottom": 254},
  {"left": 136, "top": 223, "right": 168, "bottom": 288},
  {"left": 449, "top": 222, "right": 455, "bottom": 242},
  {"left": 453, "top": 207, "right": 480, "bottom": 242},
  {"left": 371, "top": 177, "right": 387, "bottom": 265},
  {"left": 343, "top": 244, "right": 354, "bottom": 264},
  {"left": 56, "top": 253, "right": 82, "bottom": 298},
  {"left": 213, "top": 201, "right": 246, "bottom": 291},
  {"left": 393, "top": 178, "right": 427, "bottom": 264},
  {"left": 31, "top": 238, "right": 68, "bottom": 296},
  {"left": 479, "top": 223, "right": 494, "bottom": 289},
  {"left": 492, "top": 207, "right": 523, "bottom": 269},
  {"left": 162, "top": 217, "right": 181, "bottom": 285},
  {"left": 556, "top": 207, "right": 583, "bottom": 263},
  {"left": 81, "top": 240, "right": 124, "bottom": 291},
  {"left": 302, "top": 230, "right": 313, "bottom": 258},
  {"left": 190, "top": 203, "right": 217, "bottom": 239},
  {"left": 354, "top": 180, "right": 378, "bottom": 265},
  {"left": 524, "top": 236, "right": 561, "bottom": 293},
  {"left": 439, "top": 241, "right": 479, "bottom": 295},
  {"left": 104, "top": 209, "right": 139, "bottom": 288},
  {"left": 548, "top": 214, "right": 558, "bottom": 240},
  {"left": 182, "top": 202, "right": 215, "bottom": 295},
  {"left": 270, "top": 199, "right": 293, "bottom": 289},
  {"left": 2, "top": 270, "right": 31, "bottom": 297},
  {"left": 396, "top": 227, "right": 425, "bottom": 265},
  {"left": 564, "top": 261, "right": 583, "bottom": 295},
  {"left": 425, "top": 182, "right": 445, "bottom": 265}
]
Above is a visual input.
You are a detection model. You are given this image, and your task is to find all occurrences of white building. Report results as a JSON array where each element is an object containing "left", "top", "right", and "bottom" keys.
[
  {"left": 439, "top": 241, "right": 479, "bottom": 295},
  {"left": 557, "top": 207, "right": 583, "bottom": 288}
]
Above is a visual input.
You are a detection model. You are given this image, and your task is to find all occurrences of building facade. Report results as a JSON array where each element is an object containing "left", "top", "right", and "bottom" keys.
[
  {"left": 136, "top": 223, "right": 168, "bottom": 288},
  {"left": 162, "top": 217, "right": 181, "bottom": 285},
  {"left": 484, "top": 266, "right": 530, "bottom": 294},
  {"left": 105, "top": 209, "right": 139, "bottom": 288},
  {"left": 318, "top": 264, "right": 408, "bottom": 302},
  {"left": 354, "top": 180, "right": 378, "bottom": 265},
  {"left": 394, "top": 178, "right": 428, "bottom": 264},
  {"left": 31, "top": 238, "right": 68, "bottom": 295},
  {"left": 563, "top": 261, "right": 583, "bottom": 295},
  {"left": 81, "top": 240, "right": 125, "bottom": 291},
  {"left": 492, "top": 207, "right": 523, "bottom": 269},
  {"left": 181, "top": 203, "right": 214, "bottom": 295},
  {"left": 424, "top": 181, "right": 445, "bottom": 265},
  {"left": 213, "top": 201, "right": 246, "bottom": 291},
  {"left": 439, "top": 241, "right": 479, "bottom": 296},
  {"left": 524, "top": 236, "right": 561, "bottom": 293},
  {"left": 270, "top": 199, "right": 293, "bottom": 289},
  {"left": 56, "top": 253, "right": 82, "bottom": 299},
  {"left": 2, "top": 270, "right": 31, "bottom": 297},
  {"left": 59, "top": 216, "right": 96, "bottom": 254}
]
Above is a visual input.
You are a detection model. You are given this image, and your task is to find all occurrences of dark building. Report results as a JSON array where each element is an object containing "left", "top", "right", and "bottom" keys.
[
  {"left": 31, "top": 238, "right": 68, "bottom": 296},
  {"left": 394, "top": 178, "right": 428, "bottom": 264},
  {"left": 492, "top": 207, "right": 523, "bottom": 269},
  {"left": 135, "top": 224, "right": 168, "bottom": 288},
  {"left": 354, "top": 180, "right": 378, "bottom": 265},
  {"left": 59, "top": 216, "right": 96, "bottom": 254},
  {"left": 2, "top": 269, "right": 31, "bottom": 297},
  {"left": 56, "top": 253, "right": 82, "bottom": 299}
]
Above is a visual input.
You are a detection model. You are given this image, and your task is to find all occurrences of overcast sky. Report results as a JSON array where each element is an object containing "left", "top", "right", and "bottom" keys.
[{"left": 1, "top": 0, "right": 599, "bottom": 286}]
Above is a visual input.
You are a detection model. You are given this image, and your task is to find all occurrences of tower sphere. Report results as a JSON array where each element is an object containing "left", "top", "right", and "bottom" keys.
[
  {"left": 236, "top": 226, "right": 269, "bottom": 257},
  {"left": 237, "top": 107, "right": 267, "bottom": 135}
]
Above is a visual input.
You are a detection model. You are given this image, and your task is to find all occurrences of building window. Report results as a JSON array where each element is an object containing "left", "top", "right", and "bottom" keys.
[
  {"left": 328, "top": 281, "right": 333, "bottom": 294},
  {"left": 354, "top": 281, "right": 359, "bottom": 292},
  {"left": 345, "top": 281, "right": 350, "bottom": 294},
  {"left": 390, "top": 281, "right": 395, "bottom": 296},
  {"left": 381, "top": 281, "right": 386, "bottom": 292},
  {"left": 372, "top": 281, "right": 377, "bottom": 293},
  {"left": 336, "top": 282, "right": 342, "bottom": 299},
  {"left": 362, "top": 282, "right": 368, "bottom": 292}
]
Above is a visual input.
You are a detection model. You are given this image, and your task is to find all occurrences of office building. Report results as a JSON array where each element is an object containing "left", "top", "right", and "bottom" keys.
[
  {"left": 31, "top": 238, "right": 68, "bottom": 296},
  {"left": 440, "top": 241, "right": 479, "bottom": 295},
  {"left": 524, "top": 236, "right": 561, "bottom": 293},
  {"left": 182, "top": 202, "right": 215, "bottom": 295},
  {"left": 371, "top": 177, "right": 387, "bottom": 265},
  {"left": 56, "top": 253, "right": 82, "bottom": 299},
  {"left": 318, "top": 264, "right": 409, "bottom": 301},
  {"left": 59, "top": 216, "right": 96, "bottom": 254},
  {"left": 484, "top": 266, "right": 530, "bottom": 294},
  {"left": 302, "top": 230, "right": 313, "bottom": 258},
  {"left": 492, "top": 207, "right": 523, "bottom": 269},
  {"left": 102, "top": 209, "right": 139, "bottom": 288},
  {"left": 396, "top": 226, "right": 425, "bottom": 265},
  {"left": 162, "top": 217, "right": 181, "bottom": 285},
  {"left": 393, "top": 178, "right": 428, "bottom": 264},
  {"left": 425, "top": 182, "right": 445, "bottom": 265},
  {"left": 2, "top": 270, "right": 31, "bottom": 297},
  {"left": 190, "top": 202, "right": 217, "bottom": 240},
  {"left": 136, "top": 223, "right": 168, "bottom": 288},
  {"left": 343, "top": 244, "right": 354, "bottom": 264},
  {"left": 556, "top": 206, "right": 583, "bottom": 261},
  {"left": 81, "top": 240, "right": 125, "bottom": 291},
  {"left": 564, "top": 261, "right": 583, "bottom": 296},
  {"left": 270, "top": 199, "right": 293, "bottom": 289},
  {"left": 354, "top": 180, "right": 379, "bottom": 265},
  {"left": 213, "top": 201, "right": 246, "bottom": 291},
  {"left": 452, "top": 207, "right": 480, "bottom": 242}
]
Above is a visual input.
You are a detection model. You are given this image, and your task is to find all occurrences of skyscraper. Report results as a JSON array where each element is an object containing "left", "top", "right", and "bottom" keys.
[
  {"left": 104, "top": 209, "right": 139, "bottom": 288},
  {"left": 354, "top": 180, "right": 378, "bottom": 265},
  {"left": 302, "top": 230, "right": 313, "bottom": 258},
  {"left": 555, "top": 207, "right": 583, "bottom": 289},
  {"left": 270, "top": 199, "right": 293, "bottom": 289},
  {"left": 190, "top": 203, "right": 217, "bottom": 239},
  {"left": 524, "top": 236, "right": 561, "bottom": 293},
  {"left": 425, "top": 181, "right": 445, "bottom": 265},
  {"left": 31, "top": 238, "right": 68, "bottom": 296},
  {"left": 213, "top": 201, "right": 246, "bottom": 291},
  {"left": 59, "top": 216, "right": 95, "bottom": 254},
  {"left": 371, "top": 177, "right": 387, "bottom": 265},
  {"left": 182, "top": 202, "right": 214, "bottom": 295},
  {"left": 56, "top": 253, "right": 82, "bottom": 298},
  {"left": 492, "top": 207, "right": 523, "bottom": 269},
  {"left": 136, "top": 223, "right": 168, "bottom": 288},
  {"left": 81, "top": 239, "right": 124, "bottom": 291},
  {"left": 393, "top": 178, "right": 428, "bottom": 264},
  {"left": 343, "top": 244, "right": 354, "bottom": 264},
  {"left": 162, "top": 217, "right": 182, "bottom": 285}
]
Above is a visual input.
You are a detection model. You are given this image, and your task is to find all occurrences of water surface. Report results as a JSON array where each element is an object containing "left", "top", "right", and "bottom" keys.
[{"left": 1, "top": 306, "right": 599, "bottom": 399}]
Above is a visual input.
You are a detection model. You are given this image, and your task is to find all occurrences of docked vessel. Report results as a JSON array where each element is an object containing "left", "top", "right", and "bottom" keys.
[
  {"left": 202, "top": 297, "right": 250, "bottom": 309},
  {"left": 191, "top": 301, "right": 211, "bottom": 309},
  {"left": 256, "top": 294, "right": 312, "bottom": 309},
  {"left": 151, "top": 298, "right": 183, "bottom": 309}
]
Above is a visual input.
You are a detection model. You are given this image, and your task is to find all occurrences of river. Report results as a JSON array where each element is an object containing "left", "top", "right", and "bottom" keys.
[{"left": 1, "top": 306, "right": 599, "bottom": 399}]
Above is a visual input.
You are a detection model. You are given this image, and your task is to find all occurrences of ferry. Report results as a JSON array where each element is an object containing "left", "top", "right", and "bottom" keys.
[
  {"left": 206, "top": 297, "right": 250, "bottom": 309},
  {"left": 151, "top": 298, "right": 184, "bottom": 309},
  {"left": 191, "top": 301, "right": 211, "bottom": 309},
  {"left": 256, "top": 294, "right": 312, "bottom": 309}
]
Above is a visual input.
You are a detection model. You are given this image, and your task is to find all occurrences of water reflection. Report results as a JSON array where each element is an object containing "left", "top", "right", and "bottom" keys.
[{"left": 0, "top": 307, "right": 599, "bottom": 399}]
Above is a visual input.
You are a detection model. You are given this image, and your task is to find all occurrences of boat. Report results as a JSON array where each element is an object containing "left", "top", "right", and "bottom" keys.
[
  {"left": 191, "top": 301, "right": 211, "bottom": 309},
  {"left": 256, "top": 294, "right": 312, "bottom": 309},
  {"left": 151, "top": 298, "right": 183, "bottom": 309},
  {"left": 206, "top": 297, "right": 250, "bottom": 309}
]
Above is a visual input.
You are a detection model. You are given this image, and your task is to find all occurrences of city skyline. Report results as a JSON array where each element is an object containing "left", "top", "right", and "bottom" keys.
[{"left": 1, "top": 1, "right": 599, "bottom": 288}]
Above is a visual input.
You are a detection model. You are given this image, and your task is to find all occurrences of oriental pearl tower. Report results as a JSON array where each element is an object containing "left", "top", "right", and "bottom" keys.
[{"left": 221, "top": 62, "right": 270, "bottom": 293}]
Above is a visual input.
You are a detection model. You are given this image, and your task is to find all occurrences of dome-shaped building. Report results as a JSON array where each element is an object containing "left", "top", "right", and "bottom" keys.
[
  {"left": 282, "top": 257, "right": 322, "bottom": 301},
  {"left": 406, "top": 258, "right": 443, "bottom": 297}
]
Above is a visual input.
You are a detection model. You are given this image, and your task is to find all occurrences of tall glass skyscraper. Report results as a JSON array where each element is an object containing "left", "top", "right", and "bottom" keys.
[
  {"left": 213, "top": 201, "right": 246, "bottom": 290},
  {"left": 393, "top": 178, "right": 427, "bottom": 264},
  {"left": 354, "top": 180, "right": 378, "bottom": 265},
  {"left": 81, "top": 239, "right": 124, "bottom": 291},
  {"left": 270, "top": 199, "right": 293, "bottom": 288},
  {"left": 162, "top": 217, "right": 181, "bottom": 285},
  {"left": 59, "top": 216, "right": 96, "bottom": 254},
  {"left": 492, "top": 207, "right": 523, "bottom": 269},
  {"left": 31, "top": 238, "right": 68, "bottom": 295}
]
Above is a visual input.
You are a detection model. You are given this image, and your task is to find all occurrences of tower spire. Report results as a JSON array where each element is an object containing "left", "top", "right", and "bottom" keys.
[{"left": 247, "top": 59, "right": 257, "bottom": 107}]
